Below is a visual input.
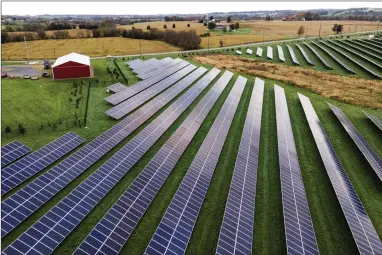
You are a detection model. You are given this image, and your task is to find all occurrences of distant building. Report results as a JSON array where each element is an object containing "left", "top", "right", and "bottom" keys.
[{"left": 52, "top": 52, "right": 92, "bottom": 80}]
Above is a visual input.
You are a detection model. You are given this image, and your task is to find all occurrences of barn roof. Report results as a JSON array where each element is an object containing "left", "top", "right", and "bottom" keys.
[{"left": 52, "top": 52, "right": 90, "bottom": 68}]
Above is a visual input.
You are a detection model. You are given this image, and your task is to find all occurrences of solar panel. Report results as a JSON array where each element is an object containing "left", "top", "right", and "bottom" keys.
[
  {"left": 1, "top": 141, "right": 31, "bottom": 167},
  {"left": 286, "top": 45, "right": 300, "bottom": 65},
  {"left": 311, "top": 41, "right": 355, "bottom": 74},
  {"left": 275, "top": 85, "right": 319, "bottom": 255},
  {"left": 277, "top": 45, "right": 286, "bottom": 62},
  {"left": 304, "top": 43, "right": 332, "bottom": 69},
  {"left": 128, "top": 59, "right": 149, "bottom": 70},
  {"left": 363, "top": 111, "right": 382, "bottom": 131},
  {"left": 105, "top": 60, "right": 190, "bottom": 105},
  {"left": 135, "top": 58, "right": 168, "bottom": 76},
  {"left": 295, "top": 44, "right": 314, "bottom": 65},
  {"left": 267, "top": 46, "right": 273, "bottom": 59},
  {"left": 298, "top": 93, "right": 382, "bottom": 255},
  {"left": 126, "top": 59, "right": 142, "bottom": 67},
  {"left": 329, "top": 104, "right": 382, "bottom": 181},
  {"left": 246, "top": 48, "right": 253, "bottom": 55},
  {"left": 321, "top": 41, "right": 382, "bottom": 79},
  {"left": 105, "top": 65, "right": 201, "bottom": 120},
  {"left": 74, "top": 69, "right": 229, "bottom": 255},
  {"left": 256, "top": 47, "right": 263, "bottom": 57},
  {"left": 132, "top": 58, "right": 159, "bottom": 74},
  {"left": 336, "top": 40, "right": 382, "bottom": 62},
  {"left": 347, "top": 40, "right": 382, "bottom": 55},
  {"left": 138, "top": 58, "right": 181, "bottom": 80},
  {"left": 2, "top": 68, "right": 223, "bottom": 255},
  {"left": 216, "top": 77, "right": 264, "bottom": 255},
  {"left": 1, "top": 66, "right": 207, "bottom": 238},
  {"left": 107, "top": 83, "right": 127, "bottom": 93},
  {"left": 145, "top": 75, "right": 246, "bottom": 255},
  {"left": 1, "top": 132, "right": 85, "bottom": 195},
  {"left": 371, "top": 39, "right": 382, "bottom": 46},
  {"left": 359, "top": 39, "right": 382, "bottom": 51}
]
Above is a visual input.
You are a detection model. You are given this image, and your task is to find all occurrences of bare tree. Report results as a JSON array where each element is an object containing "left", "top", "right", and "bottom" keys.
[{"left": 297, "top": 25, "right": 305, "bottom": 37}]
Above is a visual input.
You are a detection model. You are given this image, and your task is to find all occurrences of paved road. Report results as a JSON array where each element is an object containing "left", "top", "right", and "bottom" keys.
[{"left": 3, "top": 30, "right": 379, "bottom": 63}]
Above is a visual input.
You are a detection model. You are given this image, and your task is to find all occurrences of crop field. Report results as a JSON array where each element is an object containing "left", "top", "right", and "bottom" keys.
[
  {"left": 1, "top": 55, "right": 381, "bottom": 255},
  {"left": 1, "top": 37, "right": 180, "bottom": 60}
]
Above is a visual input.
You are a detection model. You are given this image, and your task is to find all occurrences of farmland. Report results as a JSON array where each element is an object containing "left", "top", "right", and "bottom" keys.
[
  {"left": 2, "top": 20, "right": 380, "bottom": 60},
  {"left": 1, "top": 55, "right": 382, "bottom": 255}
]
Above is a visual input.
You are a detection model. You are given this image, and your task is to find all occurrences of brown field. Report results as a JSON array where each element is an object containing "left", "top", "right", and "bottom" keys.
[
  {"left": 1, "top": 37, "right": 180, "bottom": 60},
  {"left": 240, "top": 20, "right": 379, "bottom": 37},
  {"left": 192, "top": 54, "right": 382, "bottom": 108},
  {"left": 118, "top": 21, "right": 207, "bottom": 34}
]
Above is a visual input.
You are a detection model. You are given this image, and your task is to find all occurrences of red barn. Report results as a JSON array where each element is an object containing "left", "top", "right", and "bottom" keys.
[{"left": 52, "top": 53, "right": 92, "bottom": 79}]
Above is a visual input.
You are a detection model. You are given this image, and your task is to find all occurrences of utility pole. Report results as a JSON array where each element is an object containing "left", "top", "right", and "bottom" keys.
[
  {"left": 355, "top": 24, "right": 358, "bottom": 33},
  {"left": 262, "top": 27, "right": 264, "bottom": 43},
  {"left": 139, "top": 41, "right": 142, "bottom": 57},
  {"left": 23, "top": 36, "right": 30, "bottom": 62},
  {"left": 53, "top": 48, "right": 56, "bottom": 59},
  {"left": 305, "top": 25, "right": 308, "bottom": 39},
  {"left": 208, "top": 37, "right": 210, "bottom": 53},
  {"left": 318, "top": 21, "right": 322, "bottom": 38},
  {"left": 377, "top": 21, "right": 380, "bottom": 34}
]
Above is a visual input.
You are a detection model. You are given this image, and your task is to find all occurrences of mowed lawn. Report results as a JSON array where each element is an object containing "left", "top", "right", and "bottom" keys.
[
  {"left": 1, "top": 37, "right": 180, "bottom": 60},
  {"left": 1, "top": 56, "right": 381, "bottom": 255}
]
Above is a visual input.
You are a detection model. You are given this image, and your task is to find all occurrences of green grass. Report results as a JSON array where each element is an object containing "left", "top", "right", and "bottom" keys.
[{"left": 1, "top": 56, "right": 382, "bottom": 255}]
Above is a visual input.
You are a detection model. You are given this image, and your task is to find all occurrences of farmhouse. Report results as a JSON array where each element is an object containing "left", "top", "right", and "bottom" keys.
[{"left": 52, "top": 52, "right": 92, "bottom": 79}]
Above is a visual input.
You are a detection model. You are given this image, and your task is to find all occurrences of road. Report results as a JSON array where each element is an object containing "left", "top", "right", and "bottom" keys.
[{"left": 2, "top": 30, "right": 379, "bottom": 63}]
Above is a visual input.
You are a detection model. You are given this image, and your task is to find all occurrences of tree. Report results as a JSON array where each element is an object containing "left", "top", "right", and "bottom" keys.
[
  {"left": 219, "top": 39, "right": 224, "bottom": 47},
  {"left": 304, "top": 11, "right": 314, "bottom": 21},
  {"left": 297, "top": 25, "right": 305, "bottom": 37},
  {"left": 332, "top": 24, "right": 343, "bottom": 34},
  {"left": 229, "top": 24, "right": 235, "bottom": 31},
  {"left": 209, "top": 16, "right": 214, "bottom": 21},
  {"left": 1, "top": 31, "right": 10, "bottom": 44},
  {"left": 5, "top": 126, "right": 11, "bottom": 139},
  {"left": 172, "top": 24, "right": 176, "bottom": 29},
  {"left": 36, "top": 29, "right": 46, "bottom": 39},
  {"left": 227, "top": 16, "right": 232, "bottom": 23},
  {"left": 234, "top": 22, "right": 240, "bottom": 29},
  {"left": 163, "top": 24, "right": 167, "bottom": 29},
  {"left": 207, "top": 22, "right": 216, "bottom": 30},
  {"left": 187, "top": 24, "right": 190, "bottom": 27},
  {"left": 203, "top": 22, "right": 207, "bottom": 27},
  {"left": 147, "top": 25, "right": 151, "bottom": 30},
  {"left": 122, "top": 29, "right": 128, "bottom": 37}
]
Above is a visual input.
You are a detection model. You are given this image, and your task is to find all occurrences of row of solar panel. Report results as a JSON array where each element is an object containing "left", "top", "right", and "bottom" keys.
[
  {"left": 246, "top": 40, "right": 381, "bottom": 79},
  {"left": 1, "top": 141, "right": 31, "bottom": 167}
]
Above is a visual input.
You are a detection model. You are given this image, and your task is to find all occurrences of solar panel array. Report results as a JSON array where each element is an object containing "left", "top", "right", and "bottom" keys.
[
  {"left": 1, "top": 65, "right": 204, "bottom": 238},
  {"left": 296, "top": 44, "right": 314, "bottom": 65},
  {"left": 329, "top": 103, "right": 382, "bottom": 182},
  {"left": 246, "top": 48, "right": 253, "bottom": 55},
  {"left": 267, "top": 46, "right": 273, "bottom": 59},
  {"left": 333, "top": 40, "right": 382, "bottom": 63},
  {"left": 132, "top": 58, "right": 159, "bottom": 74},
  {"left": 286, "top": 45, "right": 300, "bottom": 65},
  {"left": 138, "top": 58, "right": 180, "bottom": 80},
  {"left": 135, "top": 58, "right": 170, "bottom": 77},
  {"left": 1, "top": 132, "right": 85, "bottom": 195},
  {"left": 105, "top": 60, "right": 190, "bottom": 105},
  {"left": 373, "top": 38, "right": 382, "bottom": 45},
  {"left": 304, "top": 43, "right": 332, "bottom": 69},
  {"left": 337, "top": 40, "right": 382, "bottom": 62},
  {"left": 363, "top": 111, "right": 382, "bottom": 131},
  {"left": 215, "top": 77, "right": 264, "bottom": 255},
  {"left": 126, "top": 59, "right": 142, "bottom": 67},
  {"left": 74, "top": 69, "right": 229, "bottom": 255},
  {"left": 2, "top": 68, "right": 221, "bottom": 255},
  {"left": 277, "top": 45, "right": 286, "bottom": 62},
  {"left": 256, "top": 47, "right": 263, "bottom": 57},
  {"left": 311, "top": 41, "right": 355, "bottom": 74},
  {"left": 107, "top": 83, "right": 127, "bottom": 93},
  {"left": 321, "top": 41, "right": 382, "bottom": 79},
  {"left": 106, "top": 64, "right": 199, "bottom": 120},
  {"left": 360, "top": 39, "right": 382, "bottom": 51},
  {"left": 275, "top": 85, "right": 319, "bottom": 255},
  {"left": 1, "top": 141, "right": 31, "bottom": 167},
  {"left": 348, "top": 40, "right": 382, "bottom": 55},
  {"left": 298, "top": 93, "right": 382, "bottom": 255},
  {"left": 145, "top": 76, "right": 246, "bottom": 255}
]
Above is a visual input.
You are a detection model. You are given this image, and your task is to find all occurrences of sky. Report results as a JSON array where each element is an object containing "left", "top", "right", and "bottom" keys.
[{"left": 2, "top": 2, "right": 382, "bottom": 16}]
